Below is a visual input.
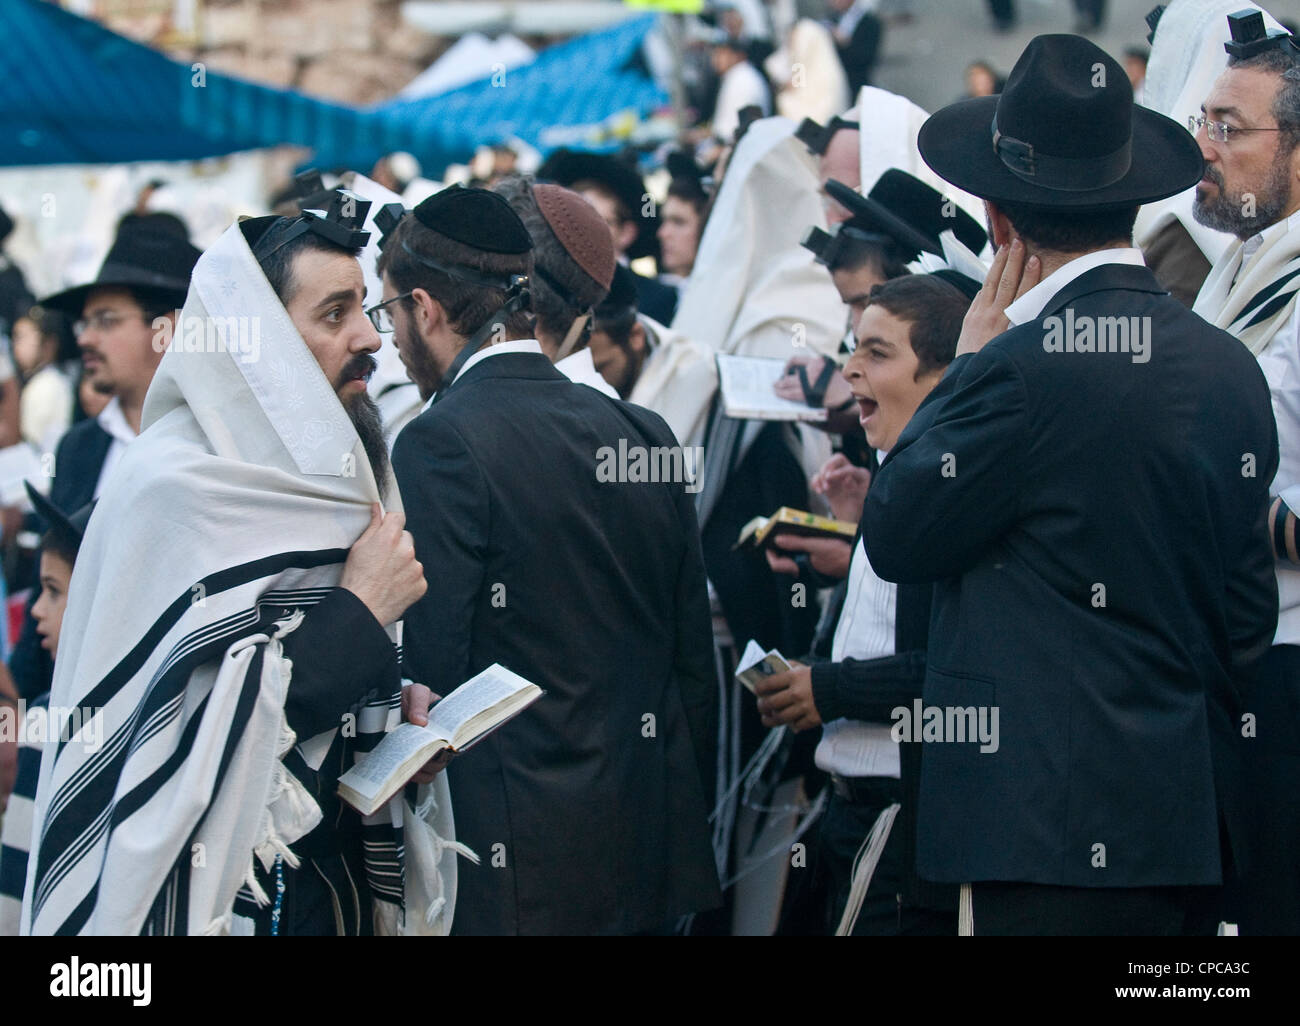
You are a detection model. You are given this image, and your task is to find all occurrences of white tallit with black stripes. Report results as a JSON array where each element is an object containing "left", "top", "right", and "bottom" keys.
[
  {"left": 21, "top": 220, "right": 465, "bottom": 936},
  {"left": 1194, "top": 209, "right": 1300, "bottom": 357}
]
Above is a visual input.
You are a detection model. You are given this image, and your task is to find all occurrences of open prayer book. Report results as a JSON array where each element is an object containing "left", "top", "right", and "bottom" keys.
[
  {"left": 735, "top": 639, "right": 792, "bottom": 694},
  {"left": 735, "top": 507, "right": 858, "bottom": 550},
  {"left": 338, "top": 664, "right": 542, "bottom": 816},
  {"left": 717, "top": 354, "right": 830, "bottom": 422}
]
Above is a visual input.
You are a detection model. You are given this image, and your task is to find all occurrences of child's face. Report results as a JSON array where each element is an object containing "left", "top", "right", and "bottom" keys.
[
  {"left": 844, "top": 305, "right": 945, "bottom": 452},
  {"left": 33, "top": 550, "right": 74, "bottom": 658}
]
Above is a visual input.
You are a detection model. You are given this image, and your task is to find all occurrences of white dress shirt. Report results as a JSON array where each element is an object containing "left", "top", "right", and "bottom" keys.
[
  {"left": 420, "top": 340, "right": 544, "bottom": 413},
  {"left": 93, "top": 395, "right": 138, "bottom": 498},
  {"left": 815, "top": 450, "right": 900, "bottom": 779},
  {"left": 1244, "top": 212, "right": 1300, "bottom": 645},
  {"left": 1003, "top": 246, "right": 1146, "bottom": 326}
]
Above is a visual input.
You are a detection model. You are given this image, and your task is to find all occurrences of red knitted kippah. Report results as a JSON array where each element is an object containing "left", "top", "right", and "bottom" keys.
[{"left": 533, "top": 184, "right": 616, "bottom": 291}]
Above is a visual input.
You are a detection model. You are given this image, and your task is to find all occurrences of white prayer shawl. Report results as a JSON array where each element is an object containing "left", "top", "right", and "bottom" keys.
[
  {"left": 854, "top": 86, "right": 987, "bottom": 236},
  {"left": 629, "top": 315, "right": 719, "bottom": 449},
  {"left": 671, "top": 117, "right": 842, "bottom": 523},
  {"left": 1133, "top": 0, "right": 1282, "bottom": 265},
  {"left": 1194, "top": 209, "right": 1300, "bottom": 355},
  {"left": 21, "top": 221, "right": 463, "bottom": 936}
]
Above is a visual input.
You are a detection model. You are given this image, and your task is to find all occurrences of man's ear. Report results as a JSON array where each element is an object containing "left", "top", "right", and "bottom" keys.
[
  {"left": 410, "top": 287, "right": 444, "bottom": 335},
  {"left": 985, "top": 201, "right": 1014, "bottom": 250}
]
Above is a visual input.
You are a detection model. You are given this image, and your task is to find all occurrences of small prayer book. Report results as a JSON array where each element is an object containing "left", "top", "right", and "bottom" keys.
[{"left": 338, "top": 663, "right": 542, "bottom": 815}]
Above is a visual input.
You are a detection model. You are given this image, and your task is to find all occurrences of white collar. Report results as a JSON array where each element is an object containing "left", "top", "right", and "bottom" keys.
[
  {"left": 555, "top": 347, "right": 619, "bottom": 399},
  {"left": 1241, "top": 207, "right": 1300, "bottom": 265},
  {"left": 97, "top": 395, "right": 137, "bottom": 443},
  {"left": 1004, "top": 247, "right": 1146, "bottom": 326},
  {"left": 420, "top": 339, "right": 543, "bottom": 412}
]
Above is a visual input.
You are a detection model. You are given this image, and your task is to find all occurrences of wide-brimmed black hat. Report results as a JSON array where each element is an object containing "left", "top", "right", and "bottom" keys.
[
  {"left": 40, "top": 225, "right": 201, "bottom": 317},
  {"left": 25, "top": 481, "right": 94, "bottom": 548},
  {"left": 917, "top": 34, "right": 1204, "bottom": 211},
  {"left": 537, "top": 148, "right": 659, "bottom": 261},
  {"left": 825, "top": 170, "right": 988, "bottom": 261}
]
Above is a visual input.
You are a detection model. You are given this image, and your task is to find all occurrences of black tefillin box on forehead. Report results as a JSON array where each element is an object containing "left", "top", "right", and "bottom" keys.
[{"left": 794, "top": 115, "right": 860, "bottom": 157}]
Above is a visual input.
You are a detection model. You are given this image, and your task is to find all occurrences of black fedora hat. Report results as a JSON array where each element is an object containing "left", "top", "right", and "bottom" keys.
[
  {"left": 25, "top": 481, "right": 94, "bottom": 548},
  {"left": 825, "top": 170, "right": 989, "bottom": 261},
  {"left": 537, "top": 148, "right": 659, "bottom": 261},
  {"left": 917, "top": 34, "right": 1204, "bottom": 211},
  {"left": 40, "top": 225, "right": 201, "bottom": 317}
]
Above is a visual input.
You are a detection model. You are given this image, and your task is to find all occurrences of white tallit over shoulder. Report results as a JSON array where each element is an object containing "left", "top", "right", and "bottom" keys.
[
  {"left": 672, "top": 117, "right": 843, "bottom": 521},
  {"left": 22, "top": 221, "right": 463, "bottom": 936},
  {"left": 628, "top": 314, "right": 719, "bottom": 449},
  {"left": 854, "top": 85, "right": 988, "bottom": 232}
]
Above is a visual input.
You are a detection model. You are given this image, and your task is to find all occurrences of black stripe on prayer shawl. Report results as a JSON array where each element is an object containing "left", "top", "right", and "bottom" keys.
[
  {"left": 136, "top": 648, "right": 264, "bottom": 936},
  {"left": 39, "top": 586, "right": 333, "bottom": 851},
  {"left": 1232, "top": 263, "right": 1300, "bottom": 326},
  {"left": 42, "top": 633, "right": 275, "bottom": 934},
  {"left": 31, "top": 572, "right": 343, "bottom": 923},
  {"left": 48, "top": 549, "right": 348, "bottom": 763},
  {"left": 1244, "top": 287, "right": 1300, "bottom": 330}
]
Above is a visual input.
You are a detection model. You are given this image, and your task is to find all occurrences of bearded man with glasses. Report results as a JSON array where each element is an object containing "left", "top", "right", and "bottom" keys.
[{"left": 1191, "top": 16, "right": 1300, "bottom": 936}]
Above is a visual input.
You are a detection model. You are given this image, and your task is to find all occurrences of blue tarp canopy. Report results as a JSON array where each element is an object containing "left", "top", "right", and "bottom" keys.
[
  {"left": 324, "top": 14, "right": 668, "bottom": 171},
  {"left": 0, "top": 0, "right": 667, "bottom": 173}
]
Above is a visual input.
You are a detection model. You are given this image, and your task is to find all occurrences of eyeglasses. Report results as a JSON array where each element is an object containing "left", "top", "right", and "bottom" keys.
[
  {"left": 364, "top": 293, "right": 412, "bottom": 333},
  {"left": 1188, "top": 114, "right": 1285, "bottom": 144},
  {"left": 73, "top": 310, "right": 144, "bottom": 336}
]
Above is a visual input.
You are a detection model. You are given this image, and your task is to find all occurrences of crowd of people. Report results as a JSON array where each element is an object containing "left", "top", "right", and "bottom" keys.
[{"left": 0, "top": 0, "right": 1299, "bottom": 937}]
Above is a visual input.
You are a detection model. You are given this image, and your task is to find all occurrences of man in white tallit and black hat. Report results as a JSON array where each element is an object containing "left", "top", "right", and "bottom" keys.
[
  {"left": 22, "top": 195, "right": 466, "bottom": 936},
  {"left": 1190, "top": 9, "right": 1300, "bottom": 935}
]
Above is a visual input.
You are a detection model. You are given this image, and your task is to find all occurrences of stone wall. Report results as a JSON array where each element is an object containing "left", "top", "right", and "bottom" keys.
[{"left": 74, "top": 0, "right": 449, "bottom": 105}]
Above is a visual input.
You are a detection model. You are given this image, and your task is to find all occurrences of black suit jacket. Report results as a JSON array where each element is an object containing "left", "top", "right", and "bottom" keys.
[
  {"left": 8, "top": 417, "right": 113, "bottom": 700},
  {"left": 863, "top": 263, "right": 1279, "bottom": 888},
  {"left": 391, "top": 351, "right": 721, "bottom": 934}
]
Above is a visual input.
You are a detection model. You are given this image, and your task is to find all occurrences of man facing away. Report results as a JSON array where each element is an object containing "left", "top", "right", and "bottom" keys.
[
  {"left": 862, "top": 34, "right": 1279, "bottom": 935},
  {"left": 382, "top": 185, "right": 721, "bottom": 934}
]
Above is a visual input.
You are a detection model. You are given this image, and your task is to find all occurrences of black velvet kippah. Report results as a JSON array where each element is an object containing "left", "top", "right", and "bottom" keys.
[{"left": 412, "top": 184, "right": 532, "bottom": 254}]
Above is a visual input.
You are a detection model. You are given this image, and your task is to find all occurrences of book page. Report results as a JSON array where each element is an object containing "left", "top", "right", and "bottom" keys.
[
  {"left": 428, "top": 664, "right": 533, "bottom": 744},
  {"left": 717, "top": 355, "right": 829, "bottom": 423},
  {"left": 338, "top": 722, "right": 445, "bottom": 801}
]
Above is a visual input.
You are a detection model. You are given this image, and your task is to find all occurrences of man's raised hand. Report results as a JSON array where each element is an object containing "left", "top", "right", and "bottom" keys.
[
  {"left": 955, "top": 238, "right": 1042, "bottom": 357},
  {"left": 340, "top": 502, "right": 427, "bottom": 627}
]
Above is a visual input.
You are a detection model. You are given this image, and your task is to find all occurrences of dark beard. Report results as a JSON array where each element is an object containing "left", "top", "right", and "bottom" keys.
[
  {"left": 399, "top": 319, "right": 443, "bottom": 401},
  {"left": 1193, "top": 154, "right": 1293, "bottom": 238},
  {"left": 344, "top": 388, "right": 391, "bottom": 493}
]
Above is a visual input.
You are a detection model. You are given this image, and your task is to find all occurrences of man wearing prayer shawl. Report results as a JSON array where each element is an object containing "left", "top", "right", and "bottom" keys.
[
  {"left": 22, "top": 199, "right": 465, "bottom": 936},
  {"left": 1190, "top": 7, "right": 1300, "bottom": 935}
]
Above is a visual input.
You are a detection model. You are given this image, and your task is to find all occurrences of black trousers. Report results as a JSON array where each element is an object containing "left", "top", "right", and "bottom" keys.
[
  {"left": 971, "top": 882, "right": 1209, "bottom": 936},
  {"left": 820, "top": 782, "right": 955, "bottom": 936},
  {"left": 1232, "top": 642, "right": 1300, "bottom": 934}
]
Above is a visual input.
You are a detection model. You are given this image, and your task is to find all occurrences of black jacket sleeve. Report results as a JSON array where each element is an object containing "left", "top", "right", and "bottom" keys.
[
  {"left": 863, "top": 348, "right": 1029, "bottom": 583},
  {"left": 390, "top": 411, "right": 488, "bottom": 697},
  {"left": 280, "top": 587, "right": 398, "bottom": 741},
  {"left": 810, "top": 650, "right": 927, "bottom": 725}
]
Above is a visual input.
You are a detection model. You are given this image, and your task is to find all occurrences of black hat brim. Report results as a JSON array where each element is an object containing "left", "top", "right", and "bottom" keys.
[
  {"left": 24, "top": 481, "right": 90, "bottom": 544},
  {"left": 825, "top": 180, "right": 953, "bottom": 259},
  {"left": 917, "top": 96, "right": 1205, "bottom": 211},
  {"left": 40, "top": 270, "right": 190, "bottom": 317}
]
